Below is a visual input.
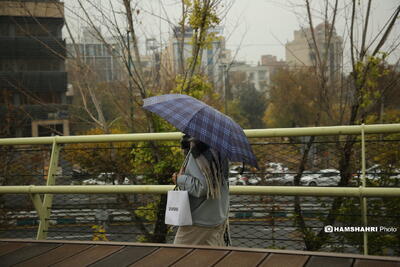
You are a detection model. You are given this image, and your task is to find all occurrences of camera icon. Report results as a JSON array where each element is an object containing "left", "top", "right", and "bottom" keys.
[{"left": 324, "top": 225, "right": 334, "bottom": 233}]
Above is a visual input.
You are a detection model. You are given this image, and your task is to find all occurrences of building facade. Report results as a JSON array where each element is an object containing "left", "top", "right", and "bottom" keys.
[
  {"left": 228, "top": 55, "right": 287, "bottom": 98},
  {"left": 161, "top": 26, "right": 231, "bottom": 89},
  {"left": 260, "top": 54, "right": 287, "bottom": 72},
  {"left": 229, "top": 63, "right": 270, "bottom": 92},
  {"left": 66, "top": 27, "right": 124, "bottom": 83},
  {"left": 285, "top": 22, "right": 343, "bottom": 80},
  {"left": 0, "top": 0, "right": 68, "bottom": 137}
]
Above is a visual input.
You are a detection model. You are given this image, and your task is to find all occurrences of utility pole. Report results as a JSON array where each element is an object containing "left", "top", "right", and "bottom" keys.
[
  {"left": 222, "top": 64, "right": 228, "bottom": 114},
  {"left": 127, "top": 30, "right": 134, "bottom": 132}
]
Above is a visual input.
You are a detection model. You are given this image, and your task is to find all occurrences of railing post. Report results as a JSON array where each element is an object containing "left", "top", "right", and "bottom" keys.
[
  {"left": 360, "top": 124, "right": 368, "bottom": 255},
  {"left": 36, "top": 138, "right": 61, "bottom": 240}
]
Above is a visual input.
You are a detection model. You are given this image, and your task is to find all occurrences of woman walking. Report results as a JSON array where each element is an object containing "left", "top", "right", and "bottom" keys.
[{"left": 172, "top": 135, "right": 230, "bottom": 246}]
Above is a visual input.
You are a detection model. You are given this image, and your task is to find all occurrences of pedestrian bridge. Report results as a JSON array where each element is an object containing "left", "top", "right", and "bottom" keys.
[
  {"left": 1, "top": 239, "right": 400, "bottom": 266},
  {"left": 1, "top": 123, "right": 400, "bottom": 263}
]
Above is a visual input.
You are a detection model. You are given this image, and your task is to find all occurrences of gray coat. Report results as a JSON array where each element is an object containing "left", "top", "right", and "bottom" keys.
[{"left": 176, "top": 151, "right": 229, "bottom": 227}]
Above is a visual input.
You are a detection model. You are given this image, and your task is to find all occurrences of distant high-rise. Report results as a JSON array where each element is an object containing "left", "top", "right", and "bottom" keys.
[
  {"left": 161, "top": 26, "right": 231, "bottom": 89},
  {"left": 0, "top": 0, "right": 68, "bottom": 137},
  {"left": 66, "top": 27, "right": 124, "bottom": 83},
  {"left": 285, "top": 22, "right": 343, "bottom": 80},
  {"left": 260, "top": 55, "right": 287, "bottom": 71}
]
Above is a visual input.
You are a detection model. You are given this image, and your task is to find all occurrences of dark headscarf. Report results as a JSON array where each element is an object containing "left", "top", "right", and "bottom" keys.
[{"left": 183, "top": 136, "right": 225, "bottom": 199}]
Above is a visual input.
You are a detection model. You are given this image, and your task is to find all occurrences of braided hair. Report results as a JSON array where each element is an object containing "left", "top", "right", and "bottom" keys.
[{"left": 190, "top": 138, "right": 225, "bottom": 199}]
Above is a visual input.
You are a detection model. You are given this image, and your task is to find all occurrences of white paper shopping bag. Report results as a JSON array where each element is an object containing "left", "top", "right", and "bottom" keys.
[{"left": 165, "top": 190, "right": 192, "bottom": 226}]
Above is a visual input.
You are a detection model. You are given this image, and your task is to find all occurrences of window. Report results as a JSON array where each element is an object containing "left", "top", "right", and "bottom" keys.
[
  {"left": 95, "top": 45, "right": 103, "bottom": 56},
  {"left": 0, "top": 60, "right": 15, "bottom": 71},
  {"left": 13, "top": 93, "right": 21, "bottom": 106},
  {"left": 258, "top": 70, "right": 266, "bottom": 79},
  {"left": 20, "top": 92, "right": 62, "bottom": 105},
  {"left": 14, "top": 59, "right": 61, "bottom": 71},
  {"left": 35, "top": 92, "right": 62, "bottom": 104},
  {"left": 14, "top": 23, "right": 59, "bottom": 37},
  {"left": 0, "top": 24, "right": 9, "bottom": 36},
  {"left": 32, "top": 120, "right": 69, "bottom": 137},
  {"left": 309, "top": 52, "right": 316, "bottom": 62},
  {"left": 38, "top": 124, "right": 64, "bottom": 136},
  {"left": 322, "top": 172, "right": 338, "bottom": 177},
  {"left": 46, "top": 24, "right": 60, "bottom": 37},
  {"left": 248, "top": 72, "right": 255, "bottom": 81},
  {"left": 0, "top": 90, "right": 12, "bottom": 104},
  {"left": 86, "top": 44, "right": 96, "bottom": 56},
  {"left": 85, "top": 57, "right": 95, "bottom": 65},
  {"left": 207, "top": 57, "right": 213, "bottom": 65}
]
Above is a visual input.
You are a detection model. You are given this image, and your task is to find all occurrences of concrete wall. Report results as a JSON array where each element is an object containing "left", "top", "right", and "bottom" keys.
[{"left": 0, "top": 1, "right": 64, "bottom": 18}]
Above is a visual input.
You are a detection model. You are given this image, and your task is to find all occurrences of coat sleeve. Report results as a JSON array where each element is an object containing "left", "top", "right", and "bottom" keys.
[
  {"left": 176, "top": 174, "right": 208, "bottom": 198},
  {"left": 176, "top": 155, "right": 208, "bottom": 198}
]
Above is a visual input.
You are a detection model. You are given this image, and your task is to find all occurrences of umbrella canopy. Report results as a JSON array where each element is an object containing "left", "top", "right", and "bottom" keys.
[{"left": 143, "top": 94, "right": 258, "bottom": 168}]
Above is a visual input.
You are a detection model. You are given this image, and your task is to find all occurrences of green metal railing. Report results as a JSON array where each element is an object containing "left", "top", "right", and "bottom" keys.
[
  {"left": 1, "top": 123, "right": 400, "bottom": 255},
  {"left": 1, "top": 123, "right": 400, "bottom": 146}
]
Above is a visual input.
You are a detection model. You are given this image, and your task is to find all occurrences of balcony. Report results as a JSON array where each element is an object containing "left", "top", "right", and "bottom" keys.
[
  {"left": 0, "top": 71, "right": 67, "bottom": 92},
  {"left": 0, "top": 37, "right": 66, "bottom": 59},
  {"left": 0, "top": 104, "right": 68, "bottom": 122}
]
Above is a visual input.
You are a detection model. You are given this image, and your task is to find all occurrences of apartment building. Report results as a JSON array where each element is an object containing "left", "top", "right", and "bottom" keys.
[
  {"left": 285, "top": 22, "right": 343, "bottom": 80},
  {"left": 0, "top": 0, "right": 68, "bottom": 137},
  {"left": 228, "top": 54, "right": 288, "bottom": 98}
]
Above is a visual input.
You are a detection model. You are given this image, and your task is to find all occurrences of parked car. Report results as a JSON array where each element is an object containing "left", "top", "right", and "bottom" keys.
[
  {"left": 97, "top": 172, "right": 116, "bottom": 183},
  {"left": 239, "top": 174, "right": 261, "bottom": 185},
  {"left": 83, "top": 172, "right": 130, "bottom": 185},
  {"left": 229, "top": 164, "right": 251, "bottom": 176},
  {"left": 228, "top": 176, "right": 246, "bottom": 185},
  {"left": 353, "top": 164, "right": 400, "bottom": 186},
  {"left": 72, "top": 169, "right": 90, "bottom": 180},
  {"left": 229, "top": 164, "right": 244, "bottom": 185},
  {"left": 82, "top": 178, "right": 105, "bottom": 185},
  {"left": 298, "top": 171, "right": 319, "bottom": 186},
  {"left": 264, "top": 162, "right": 293, "bottom": 185},
  {"left": 301, "top": 169, "right": 340, "bottom": 186},
  {"left": 229, "top": 164, "right": 261, "bottom": 185},
  {"left": 265, "top": 173, "right": 294, "bottom": 186},
  {"left": 264, "top": 162, "right": 289, "bottom": 174}
]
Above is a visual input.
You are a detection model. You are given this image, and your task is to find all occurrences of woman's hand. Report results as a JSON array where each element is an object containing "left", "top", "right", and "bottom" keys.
[
  {"left": 172, "top": 168, "right": 184, "bottom": 184},
  {"left": 172, "top": 172, "right": 178, "bottom": 184}
]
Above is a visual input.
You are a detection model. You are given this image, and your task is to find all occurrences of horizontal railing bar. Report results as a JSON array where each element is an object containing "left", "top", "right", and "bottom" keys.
[
  {"left": 1, "top": 185, "right": 400, "bottom": 197},
  {"left": 0, "top": 185, "right": 173, "bottom": 194},
  {"left": 244, "top": 124, "right": 400, "bottom": 138},
  {"left": 1, "top": 123, "right": 400, "bottom": 145}
]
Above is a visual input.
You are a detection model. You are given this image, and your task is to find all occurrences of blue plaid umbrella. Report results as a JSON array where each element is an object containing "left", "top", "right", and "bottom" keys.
[{"left": 143, "top": 94, "right": 258, "bottom": 168}]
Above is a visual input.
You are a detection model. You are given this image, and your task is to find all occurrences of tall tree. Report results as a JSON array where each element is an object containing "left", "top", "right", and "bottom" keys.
[
  {"left": 235, "top": 83, "right": 267, "bottom": 129},
  {"left": 264, "top": 67, "right": 321, "bottom": 128},
  {"left": 63, "top": 0, "right": 226, "bottom": 243},
  {"left": 280, "top": 0, "right": 400, "bottom": 251}
]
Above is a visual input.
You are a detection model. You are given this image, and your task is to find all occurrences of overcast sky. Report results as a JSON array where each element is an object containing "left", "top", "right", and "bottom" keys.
[
  {"left": 66, "top": 0, "right": 400, "bottom": 66},
  {"left": 225, "top": 0, "right": 400, "bottom": 65}
]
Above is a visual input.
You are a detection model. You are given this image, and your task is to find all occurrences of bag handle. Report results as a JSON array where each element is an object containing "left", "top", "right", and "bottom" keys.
[
  {"left": 174, "top": 149, "right": 192, "bottom": 191},
  {"left": 181, "top": 149, "right": 191, "bottom": 171}
]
